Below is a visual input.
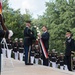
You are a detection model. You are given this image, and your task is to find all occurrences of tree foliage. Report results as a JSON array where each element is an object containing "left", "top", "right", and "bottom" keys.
[
  {"left": 2, "top": 0, "right": 75, "bottom": 52},
  {"left": 32, "top": 0, "right": 75, "bottom": 52},
  {"left": 3, "top": 0, "right": 32, "bottom": 39}
]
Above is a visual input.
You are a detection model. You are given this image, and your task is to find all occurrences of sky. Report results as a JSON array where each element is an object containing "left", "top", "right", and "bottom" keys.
[{"left": 9, "top": 0, "right": 50, "bottom": 18}]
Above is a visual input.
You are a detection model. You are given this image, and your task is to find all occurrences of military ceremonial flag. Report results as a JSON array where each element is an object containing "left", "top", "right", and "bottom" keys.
[
  {"left": 40, "top": 38, "right": 48, "bottom": 59},
  {"left": 0, "top": 0, "right": 2, "bottom": 14}
]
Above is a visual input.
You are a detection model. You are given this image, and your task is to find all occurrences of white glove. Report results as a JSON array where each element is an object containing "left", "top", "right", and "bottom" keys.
[{"left": 3, "top": 38, "right": 6, "bottom": 43}]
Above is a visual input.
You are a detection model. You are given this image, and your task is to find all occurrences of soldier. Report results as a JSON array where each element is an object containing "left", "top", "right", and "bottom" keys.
[
  {"left": 54, "top": 52, "right": 59, "bottom": 68},
  {"left": 40, "top": 51, "right": 43, "bottom": 65},
  {"left": 0, "top": 14, "right": 9, "bottom": 72},
  {"left": 30, "top": 44, "right": 35, "bottom": 64},
  {"left": 65, "top": 30, "right": 75, "bottom": 71},
  {"left": 59, "top": 53, "right": 64, "bottom": 70},
  {"left": 37, "top": 39, "right": 43, "bottom": 65},
  {"left": 13, "top": 38, "right": 19, "bottom": 60},
  {"left": 48, "top": 52, "right": 52, "bottom": 67},
  {"left": 51, "top": 49, "right": 57, "bottom": 68},
  {"left": 24, "top": 20, "right": 35, "bottom": 65},
  {"left": 1, "top": 38, "right": 7, "bottom": 58},
  {"left": 55, "top": 52, "right": 58, "bottom": 67},
  {"left": 56, "top": 55, "right": 60, "bottom": 68},
  {"left": 34, "top": 45, "right": 40, "bottom": 65},
  {"left": 6, "top": 39, "right": 13, "bottom": 59},
  {"left": 18, "top": 38, "right": 24, "bottom": 61}
]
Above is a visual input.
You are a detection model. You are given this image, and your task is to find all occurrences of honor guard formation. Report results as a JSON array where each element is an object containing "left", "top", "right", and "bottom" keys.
[{"left": 0, "top": 19, "right": 75, "bottom": 72}]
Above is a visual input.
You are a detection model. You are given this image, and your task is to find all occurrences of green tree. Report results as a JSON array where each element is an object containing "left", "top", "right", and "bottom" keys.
[
  {"left": 35, "top": 0, "right": 75, "bottom": 53},
  {"left": 2, "top": 0, "right": 32, "bottom": 39}
]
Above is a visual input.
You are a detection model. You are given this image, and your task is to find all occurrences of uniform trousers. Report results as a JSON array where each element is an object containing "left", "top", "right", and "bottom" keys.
[
  {"left": 7, "top": 49, "right": 12, "bottom": 59},
  {"left": 24, "top": 46, "right": 29, "bottom": 64},
  {"left": 30, "top": 56, "right": 34, "bottom": 64},
  {"left": 48, "top": 61, "right": 51, "bottom": 66},
  {"left": 0, "top": 54, "right": 3, "bottom": 72},
  {"left": 60, "top": 66, "right": 64, "bottom": 70},
  {"left": 35, "top": 58, "right": 39, "bottom": 65},
  {"left": 14, "top": 51, "right": 19, "bottom": 60},
  {"left": 40, "top": 59, "right": 43, "bottom": 65},
  {"left": 65, "top": 55, "right": 72, "bottom": 71},
  {"left": 19, "top": 53, "right": 23, "bottom": 61},
  {"left": 64, "top": 65, "right": 68, "bottom": 70},
  {"left": 2, "top": 48, "right": 7, "bottom": 58},
  {"left": 52, "top": 62, "right": 56, "bottom": 68}
]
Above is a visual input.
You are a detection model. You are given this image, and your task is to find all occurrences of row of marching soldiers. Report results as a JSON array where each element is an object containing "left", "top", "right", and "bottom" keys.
[
  {"left": 1, "top": 38, "right": 42, "bottom": 64},
  {"left": 30, "top": 44, "right": 75, "bottom": 71},
  {"left": 1, "top": 38, "right": 75, "bottom": 71},
  {"left": 0, "top": 37, "right": 42, "bottom": 64},
  {"left": 49, "top": 49, "right": 75, "bottom": 71},
  {"left": 1, "top": 38, "right": 24, "bottom": 61}
]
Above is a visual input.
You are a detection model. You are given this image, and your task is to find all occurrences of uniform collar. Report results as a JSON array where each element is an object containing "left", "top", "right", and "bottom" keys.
[
  {"left": 26, "top": 26, "right": 29, "bottom": 28},
  {"left": 43, "top": 31, "right": 47, "bottom": 33},
  {"left": 67, "top": 36, "right": 71, "bottom": 40}
]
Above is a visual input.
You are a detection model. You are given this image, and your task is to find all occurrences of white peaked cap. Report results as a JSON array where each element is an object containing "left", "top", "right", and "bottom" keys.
[{"left": 8, "top": 30, "right": 13, "bottom": 38}]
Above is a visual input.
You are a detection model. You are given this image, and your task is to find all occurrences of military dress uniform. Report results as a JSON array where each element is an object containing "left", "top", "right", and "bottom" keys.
[
  {"left": 0, "top": 31, "right": 6, "bottom": 72},
  {"left": 56, "top": 55, "right": 60, "bottom": 68},
  {"left": 55, "top": 52, "right": 58, "bottom": 68},
  {"left": 1, "top": 38, "right": 7, "bottom": 58},
  {"left": 51, "top": 52, "right": 57, "bottom": 68},
  {"left": 0, "top": 30, "right": 9, "bottom": 72},
  {"left": 24, "top": 26, "right": 34, "bottom": 65},
  {"left": 65, "top": 37, "right": 75, "bottom": 71},
  {"left": 18, "top": 39, "right": 24, "bottom": 61},
  {"left": 30, "top": 44, "right": 35, "bottom": 64},
  {"left": 59, "top": 53, "right": 64, "bottom": 70},
  {"left": 48, "top": 52, "right": 52, "bottom": 67},
  {"left": 13, "top": 39, "right": 19, "bottom": 60},
  {"left": 40, "top": 52, "right": 43, "bottom": 65},
  {"left": 35, "top": 48, "right": 40, "bottom": 65},
  {"left": 6, "top": 39, "right": 13, "bottom": 59},
  {"left": 0, "top": 14, "right": 10, "bottom": 72}
]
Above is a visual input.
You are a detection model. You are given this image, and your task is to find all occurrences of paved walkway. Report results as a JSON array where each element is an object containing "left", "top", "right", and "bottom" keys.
[{"left": 1, "top": 58, "right": 75, "bottom": 75}]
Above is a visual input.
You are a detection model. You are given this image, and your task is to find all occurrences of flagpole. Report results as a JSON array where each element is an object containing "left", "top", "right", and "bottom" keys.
[
  {"left": 0, "top": 0, "right": 8, "bottom": 31},
  {"left": 0, "top": 0, "right": 2, "bottom": 14},
  {"left": 0, "top": 0, "right": 2, "bottom": 73},
  {"left": 0, "top": 0, "right": 8, "bottom": 72}
]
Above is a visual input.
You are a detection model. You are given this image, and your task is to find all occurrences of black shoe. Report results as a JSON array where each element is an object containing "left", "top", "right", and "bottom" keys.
[
  {"left": 29, "top": 63, "right": 33, "bottom": 65},
  {"left": 25, "top": 63, "right": 33, "bottom": 65},
  {"left": 25, "top": 63, "right": 30, "bottom": 65}
]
